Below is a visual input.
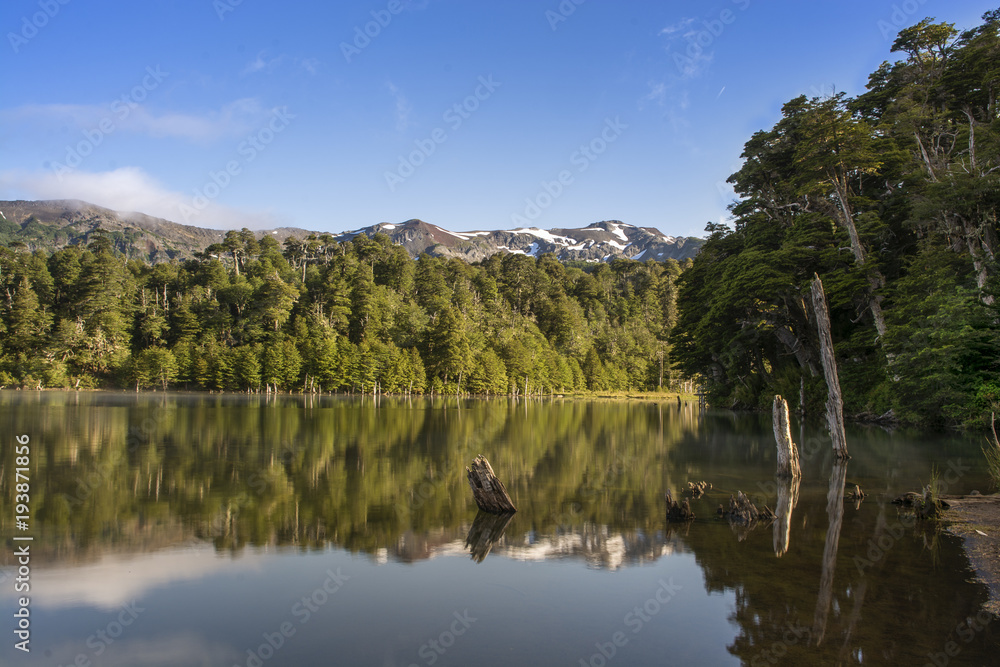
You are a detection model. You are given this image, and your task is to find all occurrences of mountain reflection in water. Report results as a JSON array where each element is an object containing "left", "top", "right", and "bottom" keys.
[{"left": 0, "top": 391, "right": 996, "bottom": 666}]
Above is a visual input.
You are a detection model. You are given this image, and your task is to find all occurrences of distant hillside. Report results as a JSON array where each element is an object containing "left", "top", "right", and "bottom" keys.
[
  {"left": 0, "top": 200, "right": 702, "bottom": 263},
  {"left": 0, "top": 200, "right": 312, "bottom": 263},
  {"left": 342, "top": 219, "right": 702, "bottom": 263}
]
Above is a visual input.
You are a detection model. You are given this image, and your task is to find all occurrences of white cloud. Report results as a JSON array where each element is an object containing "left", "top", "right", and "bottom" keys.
[
  {"left": 5, "top": 98, "right": 270, "bottom": 142},
  {"left": 299, "top": 57, "right": 320, "bottom": 75},
  {"left": 0, "top": 167, "right": 278, "bottom": 229},
  {"left": 242, "top": 51, "right": 286, "bottom": 75},
  {"left": 385, "top": 81, "right": 413, "bottom": 133},
  {"left": 659, "top": 17, "right": 696, "bottom": 36},
  {"left": 0, "top": 544, "right": 266, "bottom": 611},
  {"left": 644, "top": 81, "right": 667, "bottom": 106},
  {"left": 242, "top": 52, "right": 320, "bottom": 76},
  {"left": 657, "top": 16, "right": 716, "bottom": 80}
]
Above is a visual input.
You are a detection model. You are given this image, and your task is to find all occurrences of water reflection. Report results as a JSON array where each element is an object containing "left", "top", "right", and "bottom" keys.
[
  {"left": 465, "top": 511, "right": 514, "bottom": 562},
  {"left": 773, "top": 475, "right": 800, "bottom": 557},
  {"left": 0, "top": 392, "right": 996, "bottom": 666},
  {"left": 812, "top": 460, "right": 848, "bottom": 645}
]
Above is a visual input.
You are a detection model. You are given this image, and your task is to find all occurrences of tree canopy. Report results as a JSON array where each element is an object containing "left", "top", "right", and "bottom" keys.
[
  {"left": 0, "top": 230, "right": 688, "bottom": 396},
  {"left": 672, "top": 10, "right": 1000, "bottom": 427}
]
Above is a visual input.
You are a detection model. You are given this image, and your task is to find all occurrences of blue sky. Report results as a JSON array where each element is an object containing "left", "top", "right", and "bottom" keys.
[{"left": 0, "top": 0, "right": 995, "bottom": 238}]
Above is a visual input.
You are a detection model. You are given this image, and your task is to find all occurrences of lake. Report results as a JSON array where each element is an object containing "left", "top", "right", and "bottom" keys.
[{"left": 1, "top": 391, "right": 996, "bottom": 666}]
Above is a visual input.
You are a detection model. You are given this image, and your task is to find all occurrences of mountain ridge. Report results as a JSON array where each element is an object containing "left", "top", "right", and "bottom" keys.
[{"left": 0, "top": 199, "right": 702, "bottom": 263}]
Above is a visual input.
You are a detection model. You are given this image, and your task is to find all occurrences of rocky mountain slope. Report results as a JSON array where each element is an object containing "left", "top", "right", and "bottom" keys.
[
  {"left": 0, "top": 200, "right": 702, "bottom": 263},
  {"left": 342, "top": 219, "right": 701, "bottom": 262}
]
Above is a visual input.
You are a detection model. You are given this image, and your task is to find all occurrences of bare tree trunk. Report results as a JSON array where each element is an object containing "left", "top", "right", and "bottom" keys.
[
  {"left": 962, "top": 214, "right": 996, "bottom": 306},
  {"left": 828, "top": 177, "right": 888, "bottom": 338},
  {"left": 811, "top": 275, "right": 849, "bottom": 459},
  {"left": 772, "top": 325, "right": 818, "bottom": 376},
  {"left": 773, "top": 395, "right": 801, "bottom": 479},
  {"left": 963, "top": 108, "right": 977, "bottom": 173},
  {"left": 914, "top": 131, "right": 939, "bottom": 182}
]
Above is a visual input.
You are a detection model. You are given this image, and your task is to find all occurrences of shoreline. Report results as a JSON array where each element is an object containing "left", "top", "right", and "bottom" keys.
[
  {"left": 0, "top": 387, "right": 698, "bottom": 402},
  {"left": 942, "top": 494, "right": 1000, "bottom": 617}
]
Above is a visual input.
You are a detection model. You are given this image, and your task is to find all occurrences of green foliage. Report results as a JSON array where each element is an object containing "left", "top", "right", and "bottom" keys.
[
  {"left": 672, "top": 10, "right": 1000, "bottom": 426},
  {"left": 1, "top": 227, "right": 686, "bottom": 395}
]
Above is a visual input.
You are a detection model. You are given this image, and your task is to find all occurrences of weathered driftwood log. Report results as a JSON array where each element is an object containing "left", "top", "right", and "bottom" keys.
[
  {"left": 665, "top": 490, "right": 695, "bottom": 522},
  {"left": 466, "top": 455, "right": 517, "bottom": 514},
  {"left": 811, "top": 275, "right": 850, "bottom": 459},
  {"left": 465, "top": 510, "right": 515, "bottom": 563},
  {"left": 773, "top": 395, "right": 802, "bottom": 479}
]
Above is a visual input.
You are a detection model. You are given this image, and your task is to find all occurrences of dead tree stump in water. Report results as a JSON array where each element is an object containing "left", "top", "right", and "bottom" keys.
[
  {"left": 719, "top": 491, "right": 775, "bottom": 525},
  {"left": 773, "top": 395, "right": 802, "bottom": 479},
  {"left": 665, "top": 490, "right": 695, "bottom": 521},
  {"left": 466, "top": 455, "right": 517, "bottom": 514},
  {"left": 811, "top": 275, "right": 850, "bottom": 460}
]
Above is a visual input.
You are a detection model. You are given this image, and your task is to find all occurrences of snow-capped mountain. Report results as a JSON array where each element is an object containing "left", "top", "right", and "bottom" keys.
[
  {"left": 337, "top": 219, "right": 702, "bottom": 263},
  {"left": 0, "top": 200, "right": 701, "bottom": 264}
]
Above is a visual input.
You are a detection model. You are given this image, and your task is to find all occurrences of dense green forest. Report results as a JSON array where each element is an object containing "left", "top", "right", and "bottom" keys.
[
  {"left": 672, "top": 10, "right": 1000, "bottom": 427},
  {"left": 0, "top": 228, "right": 686, "bottom": 395}
]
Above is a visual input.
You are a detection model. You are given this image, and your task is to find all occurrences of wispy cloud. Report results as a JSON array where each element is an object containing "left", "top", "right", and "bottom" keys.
[
  {"left": 643, "top": 81, "right": 667, "bottom": 107},
  {"left": 242, "top": 51, "right": 286, "bottom": 75},
  {"left": 242, "top": 52, "right": 320, "bottom": 76},
  {"left": 659, "top": 17, "right": 696, "bottom": 36},
  {"left": 658, "top": 16, "right": 714, "bottom": 80},
  {"left": 385, "top": 81, "right": 413, "bottom": 133},
  {"left": 4, "top": 98, "right": 271, "bottom": 143},
  {"left": 300, "top": 57, "right": 320, "bottom": 75},
  {"left": 0, "top": 167, "right": 278, "bottom": 229}
]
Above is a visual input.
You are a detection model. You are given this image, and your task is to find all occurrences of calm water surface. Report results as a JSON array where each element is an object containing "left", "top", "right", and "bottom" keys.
[{"left": 0, "top": 391, "right": 997, "bottom": 666}]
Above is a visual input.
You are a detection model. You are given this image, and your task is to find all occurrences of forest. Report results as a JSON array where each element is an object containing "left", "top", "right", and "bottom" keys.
[
  {"left": 0, "top": 228, "right": 685, "bottom": 396},
  {"left": 672, "top": 10, "right": 1000, "bottom": 427},
  {"left": 4, "top": 11, "right": 999, "bottom": 428}
]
